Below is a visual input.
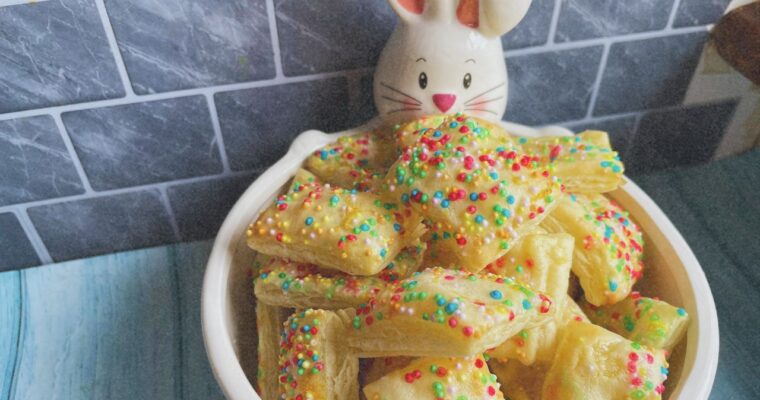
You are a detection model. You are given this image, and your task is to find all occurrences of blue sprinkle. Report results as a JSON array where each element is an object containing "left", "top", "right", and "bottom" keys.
[
  {"left": 319, "top": 150, "right": 329, "bottom": 160},
  {"left": 507, "top": 195, "right": 515, "bottom": 205},
  {"left": 401, "top": 194, "right": 410, "bottom": 203},
  {"left": 432, "top": 233, "right": 439, "bottom": 240},
  {"left": 443, "top": 232, "right": 451, "bottom": 239},
  {"left": 522, "top": 299, "right": 532, "bottom": 310},
  {"left": 411, "top": 189, "right": 419, "bottom": 196},
  {"left": 449, "top": 122, "right": 459, "bottom": 128},
  {"left": 434, "top": 191, "right": 443, "bottom": 198},
  {"left": 361, "top": 224, "right": 370, "bottom": 232},
  {"left": 305, "top": 217, "right": 314, "bottom": 226},
  {"left": 501, "top": 209, "right": 511, "bottom": 218},
  {"left": 441, "top": 200, "right": 450, "bottom": 208},
  {"left": 677, "top": 308, "right": 686, "bottom": 317},
  {"left": 282, "top": 281, "right": 290, "bottom": 291},
  {"left": 303, "top": 324, "right": 311, "bottom": 332},
  {"left": 600, "top": 161, "right": 611, "bottom": 168},
  {"left": 612, "top": 165, "right": 622, "bottom": 173},
  {"left": 475, "top": 215, "right": 484, "bottom": 224},
  {"left": 380, "top": 248, "right": 387, "bottom": 257},
  {"left": 433, "top": 130, "right": 442, "bottom": 137},
  {"left": 445, "top": 302, "right": 459, "bottom": 314},
  {"left": 469, "top": 192, "right": 478, "bottom": 201},
  {"left": 609, "top": 280, "right": 618, "bottom": 292},
  {"left": 489, "top": 172, "right": 499, "bottom": 180},
  {"left": 437, "top": 298, "right": 446, "bottom": 306},
  {"left": 661, "top": 366, "right": 669, "bottom": 375},
  {"left": 489, "top": 290, "right": 503, "bottom": 300}
]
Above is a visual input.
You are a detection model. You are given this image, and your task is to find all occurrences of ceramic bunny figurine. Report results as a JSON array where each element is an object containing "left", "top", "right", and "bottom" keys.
[{"left": 373, "top": 0, "right": 531, "bottom": 126}]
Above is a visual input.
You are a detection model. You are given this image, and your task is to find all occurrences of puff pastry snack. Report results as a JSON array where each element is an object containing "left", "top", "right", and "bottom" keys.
[
  {"left": 247, "top": 169, "right": 425, "bottom": 276},
  {"left": 345, "top": 267, "right": 555, "bottom": 358},
  {"left": 542, "top": 323, "right": 669, "bottom": 400},
  {"left": 383, "top": 114, "right": 563, "bottom": 272},
  {"left": 517, "top": 130, "right": 624, "bottom": 193},
  {"left": 363, "top": 355, "right": 504, "bottom": 400},
  {"left": 305, "top": 130, "right": 397, "bottom": 192},
  {"left": 254, "top": 243, "right": 425, "bottom": 309},
  {"left": 256, "top": 302, "right": 291, "bottom": 400},
  {"left": 277, "top": 309, "right": 359, "bottom": 400},
  {"left": 541, "top": 193, "right": 645, "bottom": 306},
  {"left": 582, "top": 293, "right": 690, "bottom": 352}
]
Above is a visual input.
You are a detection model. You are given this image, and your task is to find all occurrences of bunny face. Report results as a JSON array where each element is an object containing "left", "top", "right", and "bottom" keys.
[{"left": 373, "top": 0, "right": 532, "bottom": 126}]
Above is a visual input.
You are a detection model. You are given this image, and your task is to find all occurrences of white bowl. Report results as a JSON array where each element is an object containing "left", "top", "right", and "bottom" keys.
[{"left": 201, "top": 123, "right": 719, "bottom": 400}]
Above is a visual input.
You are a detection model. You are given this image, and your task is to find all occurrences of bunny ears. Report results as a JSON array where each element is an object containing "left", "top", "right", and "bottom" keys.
[{"left": 388, "top": 0, "right": 533, "bottom": 37}]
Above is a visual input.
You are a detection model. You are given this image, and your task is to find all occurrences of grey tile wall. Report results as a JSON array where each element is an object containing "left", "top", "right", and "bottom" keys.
[
  {"left": 62, "top": 96, "right": 222, "bottom": 190},
  {"left": 555, "top": 0, "right": 674, "bottom": 42},
  {"left": 0, "top": 213, "right": 40, "bottom": 271},
  {"left": 674, "top": 0, "right": 733, "bottom": 27},
  {"left": 594, "top": 32, "right": 709, "bottom": 116},
  {"left": 168, "top": 173, "right": 258, "bottom": 241},
  {"left": 216, "top": 78, "right": 350, "bottom": 171},
  {"left": 0, "top": 115, "right": 84, "bottom": 206},
  {"left": 507, "top": 46, "right": 604, "bottom": 125},
  {"left": 28, "top": 190, "right": 177, "bottom": 262},
  {"left": 0, "top": 0, "right": 735, "bottom": 268},
  {"left": 105, "top": 0, "right": 275, "bottom": 94},
  {"left": 0, "top": 0, "right": 124, "bottom": 113}
]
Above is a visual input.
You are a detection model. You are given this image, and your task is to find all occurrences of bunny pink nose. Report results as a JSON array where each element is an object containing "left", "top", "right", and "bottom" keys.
[{"left": 432, "top": 94, "right": 457, "bottom": 113}]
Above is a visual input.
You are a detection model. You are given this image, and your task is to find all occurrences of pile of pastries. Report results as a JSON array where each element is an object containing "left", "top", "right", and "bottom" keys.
[{"left": 247, "top": 114, "right": 690, "bottom": 400}]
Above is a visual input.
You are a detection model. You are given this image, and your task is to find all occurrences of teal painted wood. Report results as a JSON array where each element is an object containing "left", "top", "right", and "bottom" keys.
[
  {"left": 0, "top": 271, "right": 21, "bottom": 400},
  {"left": 172, "top": 242, "right": 225, "bottom": 400},
  {"left": 635, "top": 150, "right": 760, "bottom": 399},
  {"left": 11, "top": 246, "right": 181, "bottom": 400}
]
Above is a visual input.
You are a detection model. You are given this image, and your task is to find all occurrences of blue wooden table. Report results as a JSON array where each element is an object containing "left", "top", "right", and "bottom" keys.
[{"left": 1, "top": 150, "right": 758, "bottom": 400}]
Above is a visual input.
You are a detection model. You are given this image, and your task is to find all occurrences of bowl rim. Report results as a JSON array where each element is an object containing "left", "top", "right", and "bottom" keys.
[{"left": 201, "top": 123, "right": 719, "bottom": 400}]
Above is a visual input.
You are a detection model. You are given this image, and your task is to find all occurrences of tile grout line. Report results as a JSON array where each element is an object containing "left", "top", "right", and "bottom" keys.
[
  {"left": 265, "top": 0, "right": 285, "bottom": 79},
  {"left": 12, "top": 208, "right": 53, "bottom": 264},
  {"left": 546, "top": 0, "right": 563, "bottom": 45},
  {"left": 157, "top": 186, "right": 182, "bottom": 242},
  {"left": 625, "top": 113, "right": 646, "bottom": 153},
  {"left": 504, "top": 24, "right": 707, "bottom": 58},
  {"left": 585, "top": 43, "right": 611, "bottom": 119},
  {"left": 0, "top": 170, "right": 256, "bottom": 216},
  {"left": 93, "top": 0, "right": 136, "bottom": 98},
  {"left": 0, "top": 68, "right": 369, "bottom": 123},
  {"left": 52, "top": 113, "right": 95, "bottom": 193},
  {"left": 665, "top": 0, "right": 683, "bottom": 29},
  {"left": 204, "top": 94, "right": 232, "bottom": 173}
]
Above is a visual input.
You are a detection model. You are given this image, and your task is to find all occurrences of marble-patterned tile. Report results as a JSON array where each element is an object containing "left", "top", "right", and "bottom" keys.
[
  {"left": 505, "top": 46, "right": 604, "bottom": 125},
  {"left": 104, "top": 0, "right": 275, "bottom": 94},
  {"left": 503, "top": 0, "right": 554, "bottom": 50},
  {"left": 215, "top": 78, "right": 350, "bottom": 171},
  {"left": 167, "top": 173, "right": 258, "bottom": 241},
  {"left": 674, "top": 0, "right": 732, "bottom": 27},
  {"left": 625, "top": 100, "right": 737, "bottom": 174},
  {"left": 0, "top": 0, "right": 124, "bottom": 113},
  {"left": 0, "top": 115, "right": 84, "bottom": 207},
  {"left": 62, "top": 96, "right": 222, "bottom": 191},
  {"left": 594, "top": 32, "right": 709, "bottom": 116},
  {"left": 555, "top": 0, "right": 674, "bottom": 42},
  {"left": 275, "top": 0, "right": 395, "bottom": 76},
  {"left": 563, "top": 115, "right": 637, "bottom": 161},
  {"left": 28, "top": 190, "right": 177, "bottom": 262},
  {"left": 349, "top": 73, "right": 378, "bottom": 127},
  {"left": 0, "top": 213, "right": 40, "bottom": 271}
]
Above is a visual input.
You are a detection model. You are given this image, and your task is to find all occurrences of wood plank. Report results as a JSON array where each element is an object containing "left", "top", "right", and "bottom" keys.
[
  {"left": 0, "top": 271, "right": 21, "bottom": 400},
  {"left": 11, "top": 246, "right": 180, "bottom": 400},
  {"left": 636, "top": 173, "right": 760, "bottom": 399},
  {"left": 172, "top": 241, "right": 226, "bottom": 400}
]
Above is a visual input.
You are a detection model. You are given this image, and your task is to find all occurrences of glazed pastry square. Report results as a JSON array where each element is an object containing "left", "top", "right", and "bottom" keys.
[
  {"left": 541, "top": 193, "right": 644, "bottom": 306},
  {"left": 256, "top": 302, "right": 291, "bottom": 400},
  {"left": 247, "top": 169, "right": 425, "bottom": 276},
  {"left": 254, "top": 243, "right": 426, "bottom": 310},
  {"left": 582, "top": 293, "right": 690, "bottom": 352},
  {"left": 278, "top": 309, "right": 359, "bottom": 400},
  {"left": 305, "top": 130, "right": 397, "bottom": 191},
  {"left": 344, "top": 267, "right": 555, "bottom": 358},
  {"left": 489, "top": 295, "right": 588, "bottom": 365},
  {"left": 542, "top": 323, "right": 669, "bottom": 400},
  {"left": 363, "top": 355, "right": 504, "bottom": 400},
  {"left": 518, "top": 130, "right": 624, "bottom": 193},
  {"left": 489, "top": 359, "right": 547, "bottom": 400},
  {"left": 383, "top": 114, "right": 563, "bottom": 272}
]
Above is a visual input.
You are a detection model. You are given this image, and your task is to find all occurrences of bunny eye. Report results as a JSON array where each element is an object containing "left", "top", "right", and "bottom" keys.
[
  {"left": 463, "top": 73, "right": 472, "bottom": 89},
  {"left": 418, "top": 72, "right": 428, "bottom": 89}
]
